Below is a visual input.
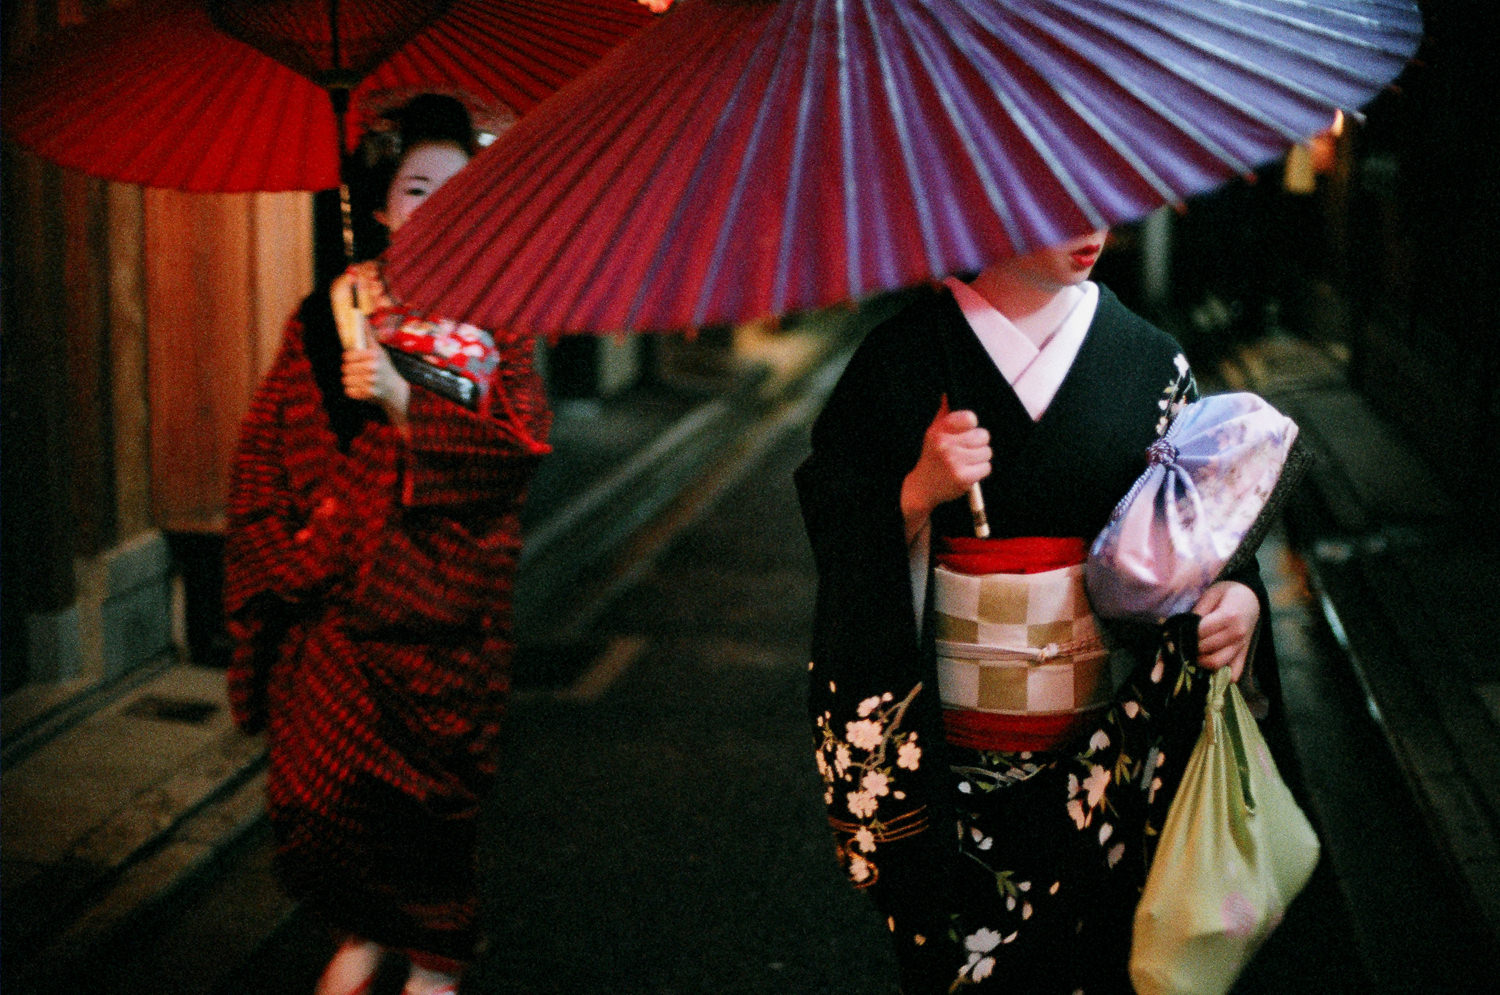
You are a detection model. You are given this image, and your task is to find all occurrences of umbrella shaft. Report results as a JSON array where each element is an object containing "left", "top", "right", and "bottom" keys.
[{"left": 340, "top": 182, "right": 355, "bottom": 265}]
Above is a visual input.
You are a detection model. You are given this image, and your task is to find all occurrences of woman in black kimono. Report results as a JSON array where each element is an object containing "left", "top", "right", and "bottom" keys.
[{"left": 796, "top": 230, "right": 1266, "bottom": 993}]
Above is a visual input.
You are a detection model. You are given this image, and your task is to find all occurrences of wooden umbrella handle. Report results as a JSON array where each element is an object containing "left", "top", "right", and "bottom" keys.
[
  {"left": 330, "top": 272, "right": 369, "bottom": 350},
  {"left": 968, "top": 482, "right": 990, "bottom": 539}
]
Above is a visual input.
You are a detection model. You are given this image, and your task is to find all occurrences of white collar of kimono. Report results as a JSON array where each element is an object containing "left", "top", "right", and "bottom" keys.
[{"left": 943, "top": 277, "right": 1099, "bottom": 422}]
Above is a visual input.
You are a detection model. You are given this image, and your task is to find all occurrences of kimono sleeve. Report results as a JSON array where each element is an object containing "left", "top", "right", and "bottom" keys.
[
  {"left": 223, "top": 329, "right": 354, "bottom": 616},
  {"left": 400, "top": 369, "right": 551, "bottom": 509},
  {"left": 223, "top": 324, "right": 358, "bottom": 731},
  {"left": 335, "top": 499, "right": 524, "bottom": 637},
  {"left": 795, "top": 316, "right": 965, "bottom": 981},
  {"left": 334, "top": 377, "right": 549, "bottom": 638}
]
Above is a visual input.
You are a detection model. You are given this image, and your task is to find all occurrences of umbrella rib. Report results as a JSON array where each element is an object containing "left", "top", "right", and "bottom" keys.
[
  {"left": 191, "top": 54, "right": 309, "bottom": 191},
  {"left": 1207, "top": 0, "right": 1421, "bottom": 57},
  {"left": 946, "top": 8, "right": 1111, "bottom": 231},
  {"left": 525, "top": 10, "right": 744, "bottom": 331},
  {"left": 997, "top": 2, "right": 1256, "bottom": 189},
  {"left": 988, "top": 91, "right": 1110, "bottom": 233},
  {"left": 366, "top": 1, "right": 657, "bottom": 131},
  {"left": 771, "top": 3, "right": 832, "bottom": 314},
  {"left": 15, "top": 33, "right": 180, "bottom": 174},
  {"left": 1010, "top": 2, "right": 1257, "bottom": 177},
  {"left": 885, "top": 2, "right": 1057, "bottom": 251},
  {"left": 857, "top": 0, "right": 947, "bottom": 281},
  {"left": 600, "top": 7, "right": 778, "bottom": 330},
  {"left": 1156, "top": 0, "right": 1415, "bottom": 83},
  {"left": 380, "top": 18, "right": 549, "bottom": 111},
  {"left": 23, "top": 14, "right": 256, "bottom": 188},
  {"left": 132, "top": 41, "right": 283, "bottom": 189},
  {"left": 487, "top": 0, "right": 646, "bottom": 78},
  {"left": 7, "top": 0, "right": 650, "bottom": 198},
  {"left": 1025, "top": 72, "right": 1184, "bottom": 210},
  {"left": 395, "top": 46, "right": 669, "bottom": 326},
  {"left": 686, "top": 5, "right": 804, "bottom": 328},
  {"left": 442, "top": 5, "right": 596, "bottom": 89},
  {"left": 1088, "top": 0, "right": 1395, "bottom": 110},
  {"left": 836, "top": 0, "right": 863, "bottom": 298},
  {"left": 1032, "top": 0, "right": 1317, "bottom": 144},
  {"left": 503, "top": 72, "right": 682, "bottom": 327},
  {"left": 499, "top": 0, "right": 647, "bottom": 51}
]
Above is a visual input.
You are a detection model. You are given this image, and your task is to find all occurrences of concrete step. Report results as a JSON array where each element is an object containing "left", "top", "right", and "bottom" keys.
[
  {"left": 1302, "top": 535, "right": 1500, "bottom": 950},
  {"left": 514, "top": 367, "right": 768, "bottom": 640},
  {"left": 1219, "top": 333, "right": 1500, "bottom": 962},
  {"left": 1, "top": 664, "right": 267, "bottom": 994},
  {"left": 1251, "top": 529, "right": 1484, "bottom": 990},
  {"left": 1, "top": 653, "right": 181, "bottom": 771}
]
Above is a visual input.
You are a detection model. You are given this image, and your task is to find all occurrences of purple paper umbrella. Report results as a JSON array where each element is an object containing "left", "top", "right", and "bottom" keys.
[{"left": 383, "top": 0, "right": 1423, "bottom": 337}]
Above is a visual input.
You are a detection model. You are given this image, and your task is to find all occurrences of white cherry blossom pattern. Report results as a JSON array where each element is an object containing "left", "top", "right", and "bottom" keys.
[
  {"left": 814, "top": 683, "right": 926, "bottom": 887},
  {"left": 1066, "top": 764, "right": 1113, "bottom": 830},
  {"left": 953, "top": 925, "right": 1020, "bottom": 989}
]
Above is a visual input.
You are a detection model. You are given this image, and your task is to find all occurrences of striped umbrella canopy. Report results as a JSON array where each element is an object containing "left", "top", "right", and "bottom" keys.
[
  {"left": 384, "top": 0, "right": 1423, "bottom": 336},
  {"left": 1, "top": 0, "right": 656, "bottom": 193}
]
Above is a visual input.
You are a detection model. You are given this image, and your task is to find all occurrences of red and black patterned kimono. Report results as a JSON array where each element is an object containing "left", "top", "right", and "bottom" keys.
[
  {"left": 224, "top": 274, "right": 550, "bottom": 968},
  {"left": 795, "top": 284, "right": 1274, "bottom": 994}
]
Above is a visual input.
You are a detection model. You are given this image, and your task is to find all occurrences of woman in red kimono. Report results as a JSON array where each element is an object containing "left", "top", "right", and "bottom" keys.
[{"left": 223, "top": 95, "right": 550, "bottom": 995}]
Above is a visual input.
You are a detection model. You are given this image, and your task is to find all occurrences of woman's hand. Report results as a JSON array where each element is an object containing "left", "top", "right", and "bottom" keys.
[
  {"left": 342, "top": 346, "right": 410, "bottom": 429},
  {"left": 1192, "top": 580, "right": 1261, "bottom": 680},
  {"left": 900, "top": 395, "right": 990, "bottom": 544}
]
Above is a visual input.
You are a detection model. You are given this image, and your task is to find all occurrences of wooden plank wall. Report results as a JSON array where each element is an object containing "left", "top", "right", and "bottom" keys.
[
  {"left": 5, "top": 0, "right": 313, "bottom": 542},
  {"left": 144, "top": 191, "right": 312, "bottom": 532}
]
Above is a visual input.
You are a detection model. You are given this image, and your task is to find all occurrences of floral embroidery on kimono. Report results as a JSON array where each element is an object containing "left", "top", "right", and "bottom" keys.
[{"left": 816, "top": 684, "right": 927, "bottom": 886}]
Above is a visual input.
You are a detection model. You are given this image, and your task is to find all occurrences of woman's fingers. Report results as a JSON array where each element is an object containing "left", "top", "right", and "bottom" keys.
[
  {"left": 940, "top": 407, "right": 978, "bottom": 432},
  {"left": 908, "top": 404, "right": 992, "bottom": 512},
  {"left": 342, "top": 348, "right": 389, "bottom": 401},
  {"left": 949, "top": 426, "right": 990, "bottom": 449},
  {"left": 1197, "top": 626, "right": 1246, "bottom": 679},
  {"left": 939, "top": 425, "right": 989, "bottom": 460},
  {"left": 1192, "top": 581, "right": 1259, "bottom": 681},
  {"left": 1196, "top": 610, "right": 1247, "bottom": 650},
  {"left": 1196, "top": 641, "right": 1247, "bottom": 681},
  {"left": 945, "top": 440, "right": 990, "bottom": 483},
  {"left": 342, "top": 357, "right": 375, "bottom": 399}
]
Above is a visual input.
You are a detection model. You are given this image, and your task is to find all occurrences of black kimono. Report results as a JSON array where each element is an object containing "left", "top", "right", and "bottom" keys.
[{"left": 795, "top": 284, "right": 1271, "bottom": 994}]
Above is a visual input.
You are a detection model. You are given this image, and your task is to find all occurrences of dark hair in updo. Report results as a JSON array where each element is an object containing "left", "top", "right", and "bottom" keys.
[
  {"left": 346, "top": 93, "right": 477, "bottom": 253},
  {"left": 360, "top": 94, "right": 477, "bottom": 187}
]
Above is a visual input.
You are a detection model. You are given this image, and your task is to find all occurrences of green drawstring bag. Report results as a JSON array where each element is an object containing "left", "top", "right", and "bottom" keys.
[{"left": 1130, "top": 667, "right": 1321, "bottom": 995}]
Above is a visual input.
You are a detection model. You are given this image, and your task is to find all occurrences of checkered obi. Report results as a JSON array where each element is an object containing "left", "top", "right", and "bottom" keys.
[{"left": 933, "top": 537, "right": 1123, "bottom": 752}]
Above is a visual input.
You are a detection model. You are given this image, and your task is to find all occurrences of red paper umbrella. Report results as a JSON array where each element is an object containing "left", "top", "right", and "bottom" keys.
[
  {"left": 384, "top": 0, "right": 1422, "bottom": 336},
  {"left": 1, "top": 0, "right": 656, "bottom": 193}
]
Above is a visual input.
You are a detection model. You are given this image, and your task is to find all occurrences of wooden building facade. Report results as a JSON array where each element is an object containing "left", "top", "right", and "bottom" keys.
[{"left": 2, "top": 0, "right": 314, "bottom": 695}]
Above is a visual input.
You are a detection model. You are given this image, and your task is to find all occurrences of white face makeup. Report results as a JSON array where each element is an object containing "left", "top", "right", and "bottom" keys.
[{"left": 378, "top": 142, "right": 470, "bottom": 233}]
